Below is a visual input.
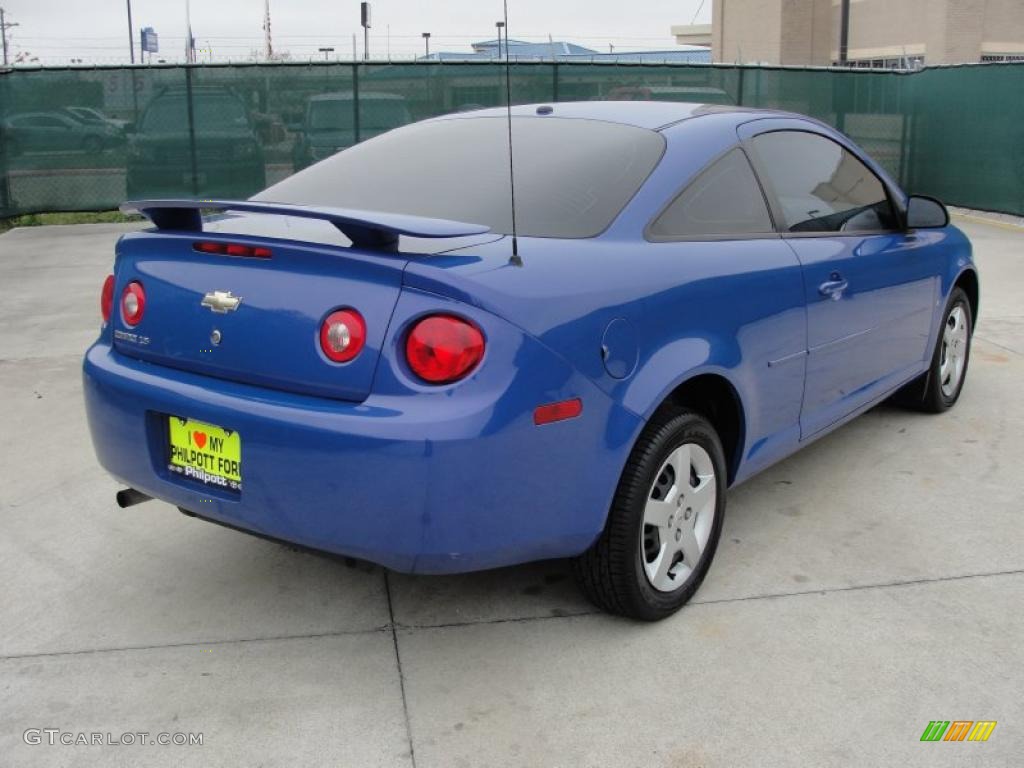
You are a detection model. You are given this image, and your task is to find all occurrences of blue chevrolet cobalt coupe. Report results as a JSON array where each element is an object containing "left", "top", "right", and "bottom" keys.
[{"left": 84, "top": 102, "right": 977, "bottom": 620}]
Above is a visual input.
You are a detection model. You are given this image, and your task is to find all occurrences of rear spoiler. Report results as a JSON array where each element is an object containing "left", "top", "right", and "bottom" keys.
[{"left": 121, "top": 199, "right": 490, "bottom": 251}]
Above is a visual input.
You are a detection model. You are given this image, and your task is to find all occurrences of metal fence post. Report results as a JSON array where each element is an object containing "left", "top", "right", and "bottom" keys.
[
  {"left": 898, "top": 78, "right": 910, "bottom": 189},
  {"left": 352, "top": 62, "right": 361, "bottom": 145},
  {"left": 552, "top": 62, "right": 559, "bottom": 102},
  {"left": 184, "top": 66, "right": 199, "bottom": 196},
  {"left": 736, "top": 65, "right": 745, "bottom": 106},
  {"left": 0, "top": 73, "right": 10, "bottom": 216}
]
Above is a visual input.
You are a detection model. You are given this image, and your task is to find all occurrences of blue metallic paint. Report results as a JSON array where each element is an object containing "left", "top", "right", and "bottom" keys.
[{"left": 83, "top": 103, "right": 976, "bottom": 573}]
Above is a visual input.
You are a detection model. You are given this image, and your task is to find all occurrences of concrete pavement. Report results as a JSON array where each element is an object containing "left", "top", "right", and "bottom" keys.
[{"left": 0, "top": 217, "right": 1021, "bottom": 767}]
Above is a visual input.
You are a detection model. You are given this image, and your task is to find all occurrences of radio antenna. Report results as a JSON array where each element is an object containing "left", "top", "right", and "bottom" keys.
[{"left": 502, "top": 0, "right": 522, "bottom": 266}]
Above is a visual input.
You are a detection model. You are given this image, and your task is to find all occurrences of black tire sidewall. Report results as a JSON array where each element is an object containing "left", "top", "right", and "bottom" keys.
[{"left": 622, "top": 411, "right": 727, "bottom": 618}]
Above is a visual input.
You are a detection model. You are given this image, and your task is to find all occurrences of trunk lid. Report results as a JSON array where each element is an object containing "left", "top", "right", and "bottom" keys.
[{"left": 112, "top": 228, "right": 407, "bottom": 402}]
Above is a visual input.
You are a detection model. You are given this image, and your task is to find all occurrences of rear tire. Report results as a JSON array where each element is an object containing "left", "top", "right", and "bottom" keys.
[{"left": 573, "top": 409, "right": 726, "bottom": 621}]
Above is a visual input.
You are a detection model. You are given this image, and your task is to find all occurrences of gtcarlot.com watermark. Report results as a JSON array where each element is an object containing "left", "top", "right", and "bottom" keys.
[{"left": 24, "top": 729, "right": 203, "bottom": 747}]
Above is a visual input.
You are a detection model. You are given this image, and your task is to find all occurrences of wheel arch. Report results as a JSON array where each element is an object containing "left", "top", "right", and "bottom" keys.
[
  {"left": 954, "top": 267, "right": 979, "bottom": 328},
  {"left": 649, "top": 372, "right": 746, "bottom": 486}
]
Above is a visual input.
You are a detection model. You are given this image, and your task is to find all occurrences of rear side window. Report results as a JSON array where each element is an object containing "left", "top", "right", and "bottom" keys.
[
  {"left": 649, "top": 148, "right": 773, "bottom": 239},
  {"left": 751, "top": 130, "right": 898, "bottom": 233},
  {"left": 256, "top": 116, "right": 665, "bottom": 239}
]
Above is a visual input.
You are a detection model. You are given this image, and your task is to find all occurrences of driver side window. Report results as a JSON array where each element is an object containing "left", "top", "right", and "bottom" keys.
[{"left": 751, "top": 130, "right": 899, "bottom": 233}]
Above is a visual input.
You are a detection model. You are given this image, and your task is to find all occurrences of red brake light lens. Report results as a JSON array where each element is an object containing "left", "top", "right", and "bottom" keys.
[
  {"left": 121, "top": 281, "right": 146, "bottom": 326},
  {"left": 405, "top": 314, "right": 485, "bottom": 384},
  {"left": 100, "top": 274, "right": 115, "bottom": 323},
  {"left": 319, "top": 308, "right": 366, "bottom": 363},
  {"left": 194, "top": 241, "right": 272, "bottom": 258}
]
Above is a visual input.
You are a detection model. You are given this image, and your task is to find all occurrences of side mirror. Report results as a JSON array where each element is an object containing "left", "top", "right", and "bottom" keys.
[{"left": 906, "top": 195, "right": 949, "bottom": 229}]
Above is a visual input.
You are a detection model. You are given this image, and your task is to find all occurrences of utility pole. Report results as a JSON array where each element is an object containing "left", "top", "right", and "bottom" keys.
[
  {"left": 2, "top": 7, "right": 21, "bottom": 67},
  {"left": 495, "top": 21, "right": 504, "bottom": 60},
  {"left": 319, "top": 46, "right": 334, "bottom": 61},
  {"left": 126, "top": 0, "right": 135, "bottom": 63},
  {"left": 184, "top": 0, "right": 197, "bottom": 63},
  {"left": 263, "top": 0, "right": 273, "bottom": 61},
  {"left": 838, "top": 0, "right": 850, "bottom": 65},
  {"left": 422, "top": 32, "right": 430, "bottom": 59}
]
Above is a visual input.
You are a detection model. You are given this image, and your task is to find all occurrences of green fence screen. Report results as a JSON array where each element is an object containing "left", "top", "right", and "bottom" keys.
[{"left": 1, "top": 61, "right": 1022, "bottom": 218}]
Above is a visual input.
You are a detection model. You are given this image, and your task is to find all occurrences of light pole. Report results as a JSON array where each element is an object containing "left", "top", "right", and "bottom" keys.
[
  {"left": 318, "top": 46, "right": 334, "bottom": 61},
  {"left": 421, "top": 32, "right": 430, "bottom": 59},
  {"left": 360, "top": 2, "right": 370, "bottom": 62},
  {"left": 126, "top": 0, "right": 135, "bottom": 63},
  {"left": 495, "top": 21, "right": 504, "bottom": 60}
]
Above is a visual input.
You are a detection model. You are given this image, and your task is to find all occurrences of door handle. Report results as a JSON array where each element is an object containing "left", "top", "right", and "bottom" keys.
[{"left": 818, "top": 274, "right": 848, "bottom": 300}]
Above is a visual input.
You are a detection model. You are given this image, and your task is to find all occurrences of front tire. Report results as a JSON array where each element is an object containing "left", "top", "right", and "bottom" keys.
[
  {"left": 925, "top": 288, "right": 972, "bottom": 411},
  {"left": 895, "top": 287, "right": 972, "bottom": 412},
  {"left": 573, "top": 409, "right": 726, "bottom": 621}
]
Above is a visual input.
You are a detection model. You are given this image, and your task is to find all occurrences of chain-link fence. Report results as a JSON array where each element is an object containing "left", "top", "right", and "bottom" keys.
[{"left": 1, "top": 60, "right": 1022, "bottom": 218}]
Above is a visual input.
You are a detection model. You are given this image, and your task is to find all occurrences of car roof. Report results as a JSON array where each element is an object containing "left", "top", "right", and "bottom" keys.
[
  {"left": 309, "top": 91, "right": 406, "bottom": 102},
  {"left": 9, "top": 111, "right": 73, "bottom": 120},
  {"left": 432, "top": 101, "right": 780, "bottom": 131},
  {"left": 149, "top": 86, "right": 244, "bottom": 99}
]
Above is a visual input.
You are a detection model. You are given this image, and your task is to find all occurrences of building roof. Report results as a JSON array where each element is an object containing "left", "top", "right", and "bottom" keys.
[
  {"left": 472, "top": 38, "right": 596, "bottom": 56},
  {"left": 431, "top": 101, "right": 761, "bottom": 131},
  {"left": 422, "top": 39, "right": 712, "bottom": 65}
]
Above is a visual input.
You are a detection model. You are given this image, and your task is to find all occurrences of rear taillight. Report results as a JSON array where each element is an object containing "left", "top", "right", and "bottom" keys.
[
  {"left": 319, "top": 308, "right": 366, "bottom": 363},
  {"left": 121, "top": 281, "right": 146, "bottom": 327},
  {"left": 100, "top": 274, "right": 115, "bottom": 323},
  {"left": 405, "top": 314, "right": 485, "bottom": 384},
  {"left": 194, "top": 241, "right": 272, "bottom": 258}
]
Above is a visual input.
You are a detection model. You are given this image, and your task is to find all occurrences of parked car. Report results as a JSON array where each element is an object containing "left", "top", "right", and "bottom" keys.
[
  {"left": 85, "top": 102, "right": 977, "bottom": 620},
  {"left": 3, "top": 111, "right": 124, "bottom": 155},
  {"left": 292, "top": 91, "right": 411, "bottom": 170},
  {"left": 126, "top": 86, "right": 265, "bottom": 198},
  {"left": 62, "top": 106, "right": 131, "bottom": 133}
]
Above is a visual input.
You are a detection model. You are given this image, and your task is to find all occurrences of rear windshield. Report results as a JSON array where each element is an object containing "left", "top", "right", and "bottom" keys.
[{"left": 255, "top": 116, "right": 665, "bottom": 238}]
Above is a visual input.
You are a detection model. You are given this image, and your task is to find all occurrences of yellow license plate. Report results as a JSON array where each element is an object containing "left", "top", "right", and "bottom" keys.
[{"left": 167, "top": 416, "right": 242, "bottom": 492}]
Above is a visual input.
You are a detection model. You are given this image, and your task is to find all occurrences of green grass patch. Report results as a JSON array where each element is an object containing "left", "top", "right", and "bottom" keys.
[{"left": 0, "top": 210, "right": 145, "bottom": 233}]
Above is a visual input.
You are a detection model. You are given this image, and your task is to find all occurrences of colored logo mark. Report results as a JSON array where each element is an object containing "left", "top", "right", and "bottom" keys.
[{"left": 920, "top": 721, "right": 996, "bottom": 742}]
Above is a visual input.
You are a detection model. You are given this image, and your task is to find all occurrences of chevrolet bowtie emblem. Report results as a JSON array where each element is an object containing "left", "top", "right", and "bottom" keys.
[{"left": 201, "top": 290, "right": 242, "bottom": 314}]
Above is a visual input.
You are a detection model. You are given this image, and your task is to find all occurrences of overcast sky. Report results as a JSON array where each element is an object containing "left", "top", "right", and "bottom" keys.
[{"left": 3, "top": 0, "right": 712, "bottom": 64}]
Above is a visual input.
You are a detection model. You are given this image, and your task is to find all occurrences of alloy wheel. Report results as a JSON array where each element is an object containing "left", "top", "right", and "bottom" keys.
[
  {"left": 641, "top": 443, "right": 717, "bottom": 593},
  {"left": 940, "top": 305, "right": 969, "bottom": 398}
]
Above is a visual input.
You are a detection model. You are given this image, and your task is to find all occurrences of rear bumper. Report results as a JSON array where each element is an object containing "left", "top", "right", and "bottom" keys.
[{"left": 83, "top": 342, "right": 641, "bottom": 574}]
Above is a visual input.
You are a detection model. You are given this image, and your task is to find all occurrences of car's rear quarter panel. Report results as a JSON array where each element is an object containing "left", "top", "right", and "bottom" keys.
[{"left": 407, "top": 113, "right": 811, "bottom": 485}]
